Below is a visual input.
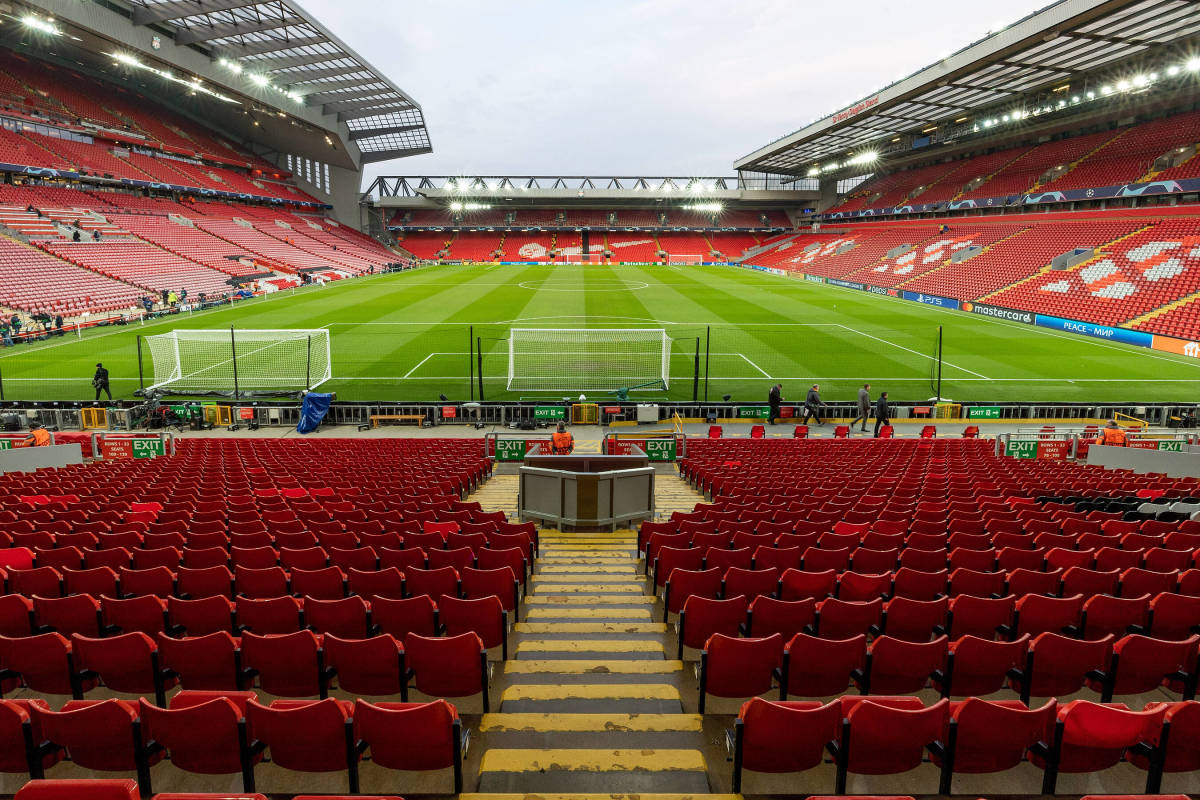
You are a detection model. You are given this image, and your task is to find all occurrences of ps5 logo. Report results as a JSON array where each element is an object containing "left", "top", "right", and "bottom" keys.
[{"left": 1185, "top": 342, "right": 1199, "bottom": 358}]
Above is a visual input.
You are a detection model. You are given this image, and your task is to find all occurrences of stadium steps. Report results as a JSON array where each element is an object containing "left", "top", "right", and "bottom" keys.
[
  {"left": 478, "top": 529, "right": 709, "bottom": 793},
  {"left": 655, "top": 466, "right": 707, "bottom": 519},
  {"left": 948, "top": 147, "right": 1031, "bottom": 201},
  {"left": 905, "top": 160, "right": 967, "bottom": 203},
  {"left": 470, "top": 473, "right": 519, "bottom": 518},
  {"left": 894, "top": 225, "right": 1031, "bottom": 289},
  {"left": 1027, "top": 127, "right": 1129, "bottom": 193},
  {"left": 1126, "top": 287, "right": 1200, "bottom": 327},
  {"left": 977, "top": 223, "right": 1156, "bottom": 302}
]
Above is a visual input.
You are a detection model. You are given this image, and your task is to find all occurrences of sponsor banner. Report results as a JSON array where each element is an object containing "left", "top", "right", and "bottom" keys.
[
  {"left": 1034, "top": 314, "right": 1153, "bottom": 347},
  {"left": 1021, "top": 177, "right": 1200, "bottom": 205},
  {"left": 1152, "top": 335, "right": 1200, "bottom": 359},
  {"left": 827, "top": 278, "right": 865, "bottom": 291},
  {"left": 803, "top": 275, "right": 825, "bottom": 284},
  {"left": 900, "top": 291, "right": 960, "bottom": 310},
  {"left": 946, "top": 196, "right": 1013, "bottom": 211},
  {"left": 961, "top": 301, "right": 1034, "bottom": 325},
  {"left": 866, "top": 285, "right": 890, "bottom": 295},
  {"left": 966, "top": 406, "right": 1003, "bottom": 419}
]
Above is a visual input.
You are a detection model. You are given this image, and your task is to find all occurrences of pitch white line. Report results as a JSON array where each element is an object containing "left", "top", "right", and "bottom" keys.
[
  {"left": 836, "top": 323, "right": 991, "bottom": 380},
  {"left": 738, "top": 353, "right": 772, "bottom": 378},
  {"left": 317, "top": 376, "right": 1200, "bottom": 383},
  {"left": 805, "top": 274, "right": 1200, "bottom": 371},
  {"left": 402, "top": 353, "right": 436, "bottom": 378}
]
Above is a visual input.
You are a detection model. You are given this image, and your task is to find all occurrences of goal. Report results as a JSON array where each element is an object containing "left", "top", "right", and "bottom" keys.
[
  {"left": 507, "top": 328, "right": 670, "bottom": 392},
  {"left": 667, "top": 254, "right": 706, "bottom": 265},
  {"left": 561, "top": 252, "right": 605, "bottom": 264},
  {"left": 142, "top": 328, "right": 332, "bottom": 397}
]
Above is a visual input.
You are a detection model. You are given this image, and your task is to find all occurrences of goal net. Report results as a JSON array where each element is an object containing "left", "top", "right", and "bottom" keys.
[
  {"left": 561, "top": 252, "right": 605, "bottom": 264},
  {"left": 142, "top": 328, "right": 332, "bottom": 396},
  {"left": 667, "top": 254, "right": 706, "bottom": 265},
  {"left": 507, "top": 328, "right": 670, "bottom": 392}
]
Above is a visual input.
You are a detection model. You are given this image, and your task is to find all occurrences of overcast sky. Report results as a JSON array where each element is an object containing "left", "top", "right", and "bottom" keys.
[{"left": 300, "top": 0, "right": 1052, "bottom": 186}]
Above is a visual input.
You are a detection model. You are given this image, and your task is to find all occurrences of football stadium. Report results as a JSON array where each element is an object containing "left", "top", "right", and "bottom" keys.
[{"left": 6, "top": 0, "right": 1200, "bottom": 799}]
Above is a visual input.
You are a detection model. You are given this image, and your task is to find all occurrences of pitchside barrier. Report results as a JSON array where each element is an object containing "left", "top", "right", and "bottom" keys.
[{"left": 997, "top": 430, "right": 1197, "bottom": 460}]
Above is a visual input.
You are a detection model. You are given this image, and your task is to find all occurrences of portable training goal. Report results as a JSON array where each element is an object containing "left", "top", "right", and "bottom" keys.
[
  {"left": 507, "top": 328, "right": 670, "bottom": 392},
  {"left": 141, "top": 328, "right": 332, "bottom": 397}
]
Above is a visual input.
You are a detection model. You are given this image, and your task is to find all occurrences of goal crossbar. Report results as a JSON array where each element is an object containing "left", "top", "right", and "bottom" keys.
[{"left": 507, "top": 327, "right": 670, "bottom": 392}]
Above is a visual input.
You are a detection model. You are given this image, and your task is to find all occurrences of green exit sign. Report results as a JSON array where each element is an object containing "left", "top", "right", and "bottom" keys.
[
  {"left": 645, "top": 438, "right": 677, "bottom": 461},
  {"left": 967, "top": 406, "right": 1002, "bottom": 419},
  {"left": 737, "top": 407, "right": 764, "bottom": 418},
  {"left": 1005, "top": 440, "right": 1037, "bottom": 459},
  {"left": 533, "top": 406, "right": 565, "bottom": 420}
]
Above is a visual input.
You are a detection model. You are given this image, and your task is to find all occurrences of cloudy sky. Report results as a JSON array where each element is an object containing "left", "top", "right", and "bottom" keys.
[{"left": 301, "top": 0, "right": 1053, "bottom": 186}]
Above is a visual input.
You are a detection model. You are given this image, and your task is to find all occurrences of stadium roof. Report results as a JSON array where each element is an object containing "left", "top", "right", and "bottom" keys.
[
  {"left": 734, "top": 0, "right": 1200, "bottom": 176},
  {"left": 119, "top": 0, "right": 430, "bottom": 163}
]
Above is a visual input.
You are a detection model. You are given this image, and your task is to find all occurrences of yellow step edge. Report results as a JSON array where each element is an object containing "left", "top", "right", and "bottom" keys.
[
  {"left": 525, "top": 608, "right": 653, "bottom": 620},
  {"left": 525, "top": 595, "right": 656, "bottom": 605},
  {"left": 537, "top": 566, "right": 639, "bottom": 574},
  {"left": 479, "top": 712, "right": 701, "bottom": 732},
  {"left": 504, "top": 659, "right": 683, "bottom": 674},
  {"left": 462, "top": 795, "right": 739, "bottom": 800},
  {"left": 515, "top": 622, "right": 667, "bottom": 634},
  {"left": 532, "top": 586, "right": 647, "bottom": 594},
  {"left": 500, "top": 683, "right": 680, "bottom": 701},
  {"left": 479, "top": 749, "right": 706, "bottom": 773},
  {"left": 516, "top": 640, "right": 665, "bottom": 654},
  {"left": 529, "top": 579, "right": 647, "bottom": 588}
]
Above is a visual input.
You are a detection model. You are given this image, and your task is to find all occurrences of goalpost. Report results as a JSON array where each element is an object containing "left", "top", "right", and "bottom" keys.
[
  {"left": 507, "top": 328, "right": 671, "bottom": 392},
  {"left": 141, "top": 328, "right": 332, "bottom": 397},
  {"left": 667, "top": 254, "right": 706, "bottom": 265},
  {"left": 561, "top": 251, "right": 605, "bottom": 264}
]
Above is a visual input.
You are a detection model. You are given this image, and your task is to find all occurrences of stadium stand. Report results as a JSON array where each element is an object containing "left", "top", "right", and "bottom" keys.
[
  {"left": 39, "top": 240, "right": 236, "bottom": 296},
  {"left": 0, "top": 236, "right": 142, "bottom": 314}
]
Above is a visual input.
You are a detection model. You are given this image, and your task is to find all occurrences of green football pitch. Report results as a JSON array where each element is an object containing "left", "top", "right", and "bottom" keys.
[{"left": 1, "top": 262, "right": 1197, "bottom": 404}]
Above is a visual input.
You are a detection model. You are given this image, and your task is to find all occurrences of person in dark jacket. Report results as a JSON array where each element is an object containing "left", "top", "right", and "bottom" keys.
[
  {"left": 801, "top": 384, "right": 824, "bottom": 426},
  {"left": 767, "top": 383, "right": 783, "bottom": 425},
  {"left": 850, "top": 383, "right": 871, "bottom": 432},
  {"left": 873, "top": 391, "right": 891, "bottom": 438},
  {"left": 93, "top": 362, "right": 111, "bottom": 402}
]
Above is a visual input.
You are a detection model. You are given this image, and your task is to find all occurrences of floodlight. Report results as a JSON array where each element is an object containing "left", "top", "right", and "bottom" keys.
[
  {"left": 1087, "top": 91, "right": 1096, "bottom": 99},
  {"left": 286, "top": 92, "right": 301, "bottom": 102},
  {"left": 1116, "top": 79, "right": 1130, "bottom": 91},
  {"left": 1100, "top": 85, "right": 1113, "bottom": 95},
  {"left": 1187, "top": 58, "right": 1200, "bottom": 73},
  {"left": 1167, "top": 65, "right": 1180, "bottom": 76},
  {"left": 449, "top": 201, "right": 463, "bottom": 211},
  {"left": 22, "top": 15, "right": 61, "bottom": 35},
  {"left": 249, "top": 74, "right": 269, "bottom": 87},
  {"left": 807, "top": 167, "right": 819, "bottom": 177},
  {"left": 1132, "top": 75, "right": 1148, "bottom": 87},
  {"left": 114, "top": 52, "right": 141, "bottom": 67},
  {"left": 229, "top": 62, "right": 243, "bottom": 74}
]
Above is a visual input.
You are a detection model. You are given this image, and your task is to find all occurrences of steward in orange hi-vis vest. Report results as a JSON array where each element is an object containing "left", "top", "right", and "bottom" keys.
[
  {"left": 1095, "top": 421, "right": 1128, "bottom": 447},
  {"left": 551, "top": 422, "right": 574, "bottom": 455}
]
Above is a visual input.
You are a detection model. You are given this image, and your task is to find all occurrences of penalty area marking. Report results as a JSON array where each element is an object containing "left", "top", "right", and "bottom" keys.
[{"left": 836, "top": 323, "right": 991, "bottom": 380}]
